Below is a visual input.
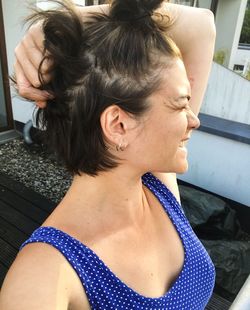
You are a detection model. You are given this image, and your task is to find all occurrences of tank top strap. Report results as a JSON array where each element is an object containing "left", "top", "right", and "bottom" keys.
[
  {"left": 20, "top": 226, "right": 119, "bottom": 308},
  {"left": 142, "top": 172, "right": 186, "bottom": 217}
]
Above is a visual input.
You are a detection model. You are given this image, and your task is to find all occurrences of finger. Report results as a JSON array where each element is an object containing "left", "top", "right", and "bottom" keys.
[
  {"left": 14, "top": 60, "right": 52, "bottom": 102},
  {"left": 22, "top": 34, "right": 45, "bottom": 71},
  {"left": 35, "top": 100, "right": 47, "bottom": 109},
  {"left": 29, "top": 22, "right": 54, "bottom": 82},
  {"left": 16, "top": 41, "right": 52, "bottom": 87},
  {"left": 23, "top": 32, "right": 53, "bottom": 82},
  {"left": 15, "top": 42, "right": 41, "bottom": 88},
  {"left": 29, "top": 21, "right": 45, "bottom": 51}
]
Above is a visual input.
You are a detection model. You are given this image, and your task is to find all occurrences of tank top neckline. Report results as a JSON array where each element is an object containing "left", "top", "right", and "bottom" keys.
[{"left": 39, "top": 172, "right": 188, "bottom": 301}]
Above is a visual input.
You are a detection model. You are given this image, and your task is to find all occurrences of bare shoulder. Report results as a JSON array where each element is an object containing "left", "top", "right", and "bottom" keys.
[
  {"left": 0, "top": 242, "right": 89, "bottom": 310},
  {"left": 152, "top": 172, "right": 181, "bottom": 203}
]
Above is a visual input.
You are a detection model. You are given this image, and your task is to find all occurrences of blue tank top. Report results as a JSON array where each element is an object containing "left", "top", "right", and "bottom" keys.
[{"left": 21, "top": 172, "right": 215, "bottom": 309}]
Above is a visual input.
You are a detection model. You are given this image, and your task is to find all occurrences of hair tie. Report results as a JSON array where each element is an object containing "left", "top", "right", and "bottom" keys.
[
  {"left": 115, "top": 12, "right": 152, "bottom": 23},
  {"left": 130, "top": 12, "right": 153, "bottom": 22}
]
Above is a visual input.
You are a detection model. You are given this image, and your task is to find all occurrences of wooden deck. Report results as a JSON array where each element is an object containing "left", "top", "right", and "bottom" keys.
[
  {"left": 0, "top": 172, "right": 232, "bottom": 309},
  {"left": 0, "top": 172, "right": 56, "bottom": 285}
]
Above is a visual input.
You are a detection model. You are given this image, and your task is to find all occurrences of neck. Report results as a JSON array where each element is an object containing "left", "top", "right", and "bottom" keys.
[{"left": 60, "top": 166, "right": 149, "bottom": 226}]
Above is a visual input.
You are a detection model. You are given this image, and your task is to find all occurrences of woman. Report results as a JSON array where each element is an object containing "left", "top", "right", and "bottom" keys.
[{"left": 0, "top": 1, "right": 216, "bottom": 309}]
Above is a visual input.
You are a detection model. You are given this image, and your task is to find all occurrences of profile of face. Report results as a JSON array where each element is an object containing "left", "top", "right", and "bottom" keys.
[{"left": 123, "top": 57, "right": 200, "bottom": 174}]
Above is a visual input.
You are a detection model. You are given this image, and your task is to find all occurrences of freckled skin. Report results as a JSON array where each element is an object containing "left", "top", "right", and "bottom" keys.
[{"left": 128, "top": 58, "right": 200, "bottom": 175}]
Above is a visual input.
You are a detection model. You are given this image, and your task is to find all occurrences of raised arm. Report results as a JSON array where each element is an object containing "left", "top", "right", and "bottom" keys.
[
  {"left": 14, "top": 2, "right": 216, "bottom": 200},
  {"left": 79, "top": 3, "right": 216, "bottom": 115},
  {"left": 14, "top": 4, "right": 109, "bottom": 107},
  {"left": 152, "top": 3, "right": 216, "bottom": 200},
  {"left": 162, "top": 3, "right": 216, "bottom": 115},
  {"left": 15, "top": 2, "right": 215, "bottom": 111}
]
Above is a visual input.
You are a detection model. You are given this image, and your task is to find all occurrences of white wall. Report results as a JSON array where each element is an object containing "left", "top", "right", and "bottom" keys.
[
  {"left": 234, "top": 47, "right": 250, "bottom": 67},
  {"left": 178, "top": 130, "right": 250, "bottom": 206},
  {"left": 198, "top": 0, "right": 211, "bottom": 9},
  {"left": 215, "top": 0, "right": 247, "bottom": 69},
  {"left": 2, "top": 0, "right": 36, "bottom": 123},
  {"left": 201, "top": 62, "right": 250, "bottom": 124},
  {"left": 228, "top": 0, "right": 249, "bottom": 70},
  {"left": 170, "top": 0, "right": 211, "bottom": 8}
]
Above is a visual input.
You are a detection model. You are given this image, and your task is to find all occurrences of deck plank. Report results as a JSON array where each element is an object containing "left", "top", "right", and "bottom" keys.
[
  {"left": 0, "top": 264, "right": 8, "bottom": 287},
  {"left": 0, "top": 173, "right": 55, "bottom": 213},
  {"left": 0, "top": 200, "right": 39, "bottom": 235},
  {"left": 0, "top": 217, "right": 28, "bottom": 249},
  {"left": 0, "top": 184, "right": 49, "bottom": 223},
  {"left": 0, "top": 173, "right": 55, "bottom": 289},
  {"left": 0, "top": 238, "right": 18, "bottom": 269}
]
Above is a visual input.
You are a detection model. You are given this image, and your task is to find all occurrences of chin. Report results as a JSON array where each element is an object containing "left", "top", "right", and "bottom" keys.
[{"left": 175, "top": 162, "right": 189, "bottom": 174}]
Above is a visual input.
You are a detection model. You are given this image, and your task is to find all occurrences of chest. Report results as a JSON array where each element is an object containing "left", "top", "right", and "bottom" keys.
[
  {"left": 67, "top": 199, "right": 214, "bottom": 310},
  {"left": 85, "top": 194, "right": 185, "bottom": 299}
]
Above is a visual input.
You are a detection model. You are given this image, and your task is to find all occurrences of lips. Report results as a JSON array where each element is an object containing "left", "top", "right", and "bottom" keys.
[{"left": 179, "top": 138, "right": 190, "bottom": 147}]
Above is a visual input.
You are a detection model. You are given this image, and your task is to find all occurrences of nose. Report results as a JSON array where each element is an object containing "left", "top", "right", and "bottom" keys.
[{"left": 187, "top": 109, "right": 200, "bottom": 130}]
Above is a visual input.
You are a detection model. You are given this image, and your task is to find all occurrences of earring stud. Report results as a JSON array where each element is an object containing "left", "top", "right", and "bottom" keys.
[{"left": 116, "top": 142, "right": 126, "bottom": 152}]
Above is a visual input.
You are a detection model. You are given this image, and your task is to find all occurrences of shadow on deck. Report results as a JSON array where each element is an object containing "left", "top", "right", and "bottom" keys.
[
  {"left": 0, "top": 172, "right": 56, "bottom": 284},
  {"left": 0, "top": 172, "right": 232, "bottom": 309}
]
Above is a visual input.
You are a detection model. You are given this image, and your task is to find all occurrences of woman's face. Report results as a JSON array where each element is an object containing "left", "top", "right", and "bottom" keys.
[{"left": 130, "top": 58, "right": 200, "bottom": 174}]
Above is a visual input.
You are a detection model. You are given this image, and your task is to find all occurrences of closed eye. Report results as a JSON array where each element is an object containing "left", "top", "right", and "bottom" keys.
[
  {"left": 177, "top": 95, "right": 191, "bottom": 101},
  {"left": 170, "top": 95, "right": 192, "bottom": 110}
]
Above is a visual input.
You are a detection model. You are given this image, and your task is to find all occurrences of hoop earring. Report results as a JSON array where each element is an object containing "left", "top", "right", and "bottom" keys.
[{"left": 116, "top": 142, "right": 126, "bottom": 152}]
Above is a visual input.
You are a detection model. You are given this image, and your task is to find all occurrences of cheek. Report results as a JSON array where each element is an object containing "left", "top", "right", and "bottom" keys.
[
  {"left": 166, "top": 115, "right": 187, "bottom": 139},
  {"left": 161, "top": 119, "right": 187, "bottom": 155},
  {"left": 175, "top": 112, "right": 189, "bottom": 134},
  {"left": 140, "top": 111, "right": 188, "bottom": 150}
]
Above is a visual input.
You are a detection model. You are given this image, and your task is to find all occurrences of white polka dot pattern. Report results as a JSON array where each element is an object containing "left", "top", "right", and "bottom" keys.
[{"left": 21, "top": 172, "right": 215, "bottom": 309}]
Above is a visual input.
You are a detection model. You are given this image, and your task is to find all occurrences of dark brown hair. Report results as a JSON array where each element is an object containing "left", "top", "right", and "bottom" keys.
[{"left": 28, "top": 0, "right": 181, "bottom": 176}]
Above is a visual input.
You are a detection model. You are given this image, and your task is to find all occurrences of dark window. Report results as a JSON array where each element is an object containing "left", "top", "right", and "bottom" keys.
[
  {"left": 240, "top": 0, "right": 250, "bottom": 44},
  {"left": 0, "top": 0, "right": 13, "bottom": 132},
  {"left": 233, "top": 64, "right": 244, "bottom": 71}
]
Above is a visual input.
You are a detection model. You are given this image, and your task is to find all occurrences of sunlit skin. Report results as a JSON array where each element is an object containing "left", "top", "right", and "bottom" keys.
[
  {"left": 54, "top": 58, "right": 201, "bottom": 241},
  {"left": 27, "top": 58, "right": 200, "bottom": 302},
  {"left": 0, "top": 2, "right": 216, "bottom": 308},
  {"left": 122, "top": 57, "right": 200, "bottom": 176}
]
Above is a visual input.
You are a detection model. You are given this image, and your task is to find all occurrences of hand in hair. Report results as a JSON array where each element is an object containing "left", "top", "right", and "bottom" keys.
[
  {"left": 14, "top": 4, "right": 110, "bottom": 108},
  {"left": 14, "top": 22, "right": 53, "bottom": 108},
  {"left": 14, "top": 2, "right": 215, "bottom": 114}
]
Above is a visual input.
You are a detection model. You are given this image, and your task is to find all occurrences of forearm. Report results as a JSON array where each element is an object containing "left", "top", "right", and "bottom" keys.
[
  {"left": 14, "top": 2, "right": 215, "bottom": 106},
  {"left": 162, "top": 4, "right": 216, "bottom": 115},
  {"left": 77, "top": 3, "right": 216, "bottom": 116}
]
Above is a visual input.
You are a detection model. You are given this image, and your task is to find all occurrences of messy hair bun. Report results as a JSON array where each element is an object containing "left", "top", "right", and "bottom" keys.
[
  {"left": 110, "top": 0, "right": 163, "bottom": 21},
  {"left": 27, "top": 0, "right": 181, "bottom": 176}
]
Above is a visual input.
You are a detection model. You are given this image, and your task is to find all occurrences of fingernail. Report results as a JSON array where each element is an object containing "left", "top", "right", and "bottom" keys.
[
  {"left": 35, "top": 101, "right": 47, "bottom": 109},
  {"left": 44, "top": 91, "right": 54, "bottom": 99}
]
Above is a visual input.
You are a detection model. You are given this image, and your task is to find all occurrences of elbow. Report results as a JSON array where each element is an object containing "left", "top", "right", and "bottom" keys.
[{"left": 200, "top": 8, "right": 216, "bottom": 40}]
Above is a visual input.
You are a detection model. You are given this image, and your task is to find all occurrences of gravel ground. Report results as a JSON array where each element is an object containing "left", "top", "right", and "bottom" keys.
[{"left": 0, "top": 137, "right": 72, "bottom": 203}]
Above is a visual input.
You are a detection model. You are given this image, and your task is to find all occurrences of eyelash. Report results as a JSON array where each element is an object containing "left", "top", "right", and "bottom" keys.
[
  {"left": 182, "top": 96, "right": 191, "bottom": 110},
  {"left": 181, "top": 103, "right": 190, "bottom": 111}
]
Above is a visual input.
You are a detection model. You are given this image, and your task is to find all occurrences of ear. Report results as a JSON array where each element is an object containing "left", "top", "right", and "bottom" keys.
[{"left": 100, "top": 105, "right": 132, "bottom": 145}]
